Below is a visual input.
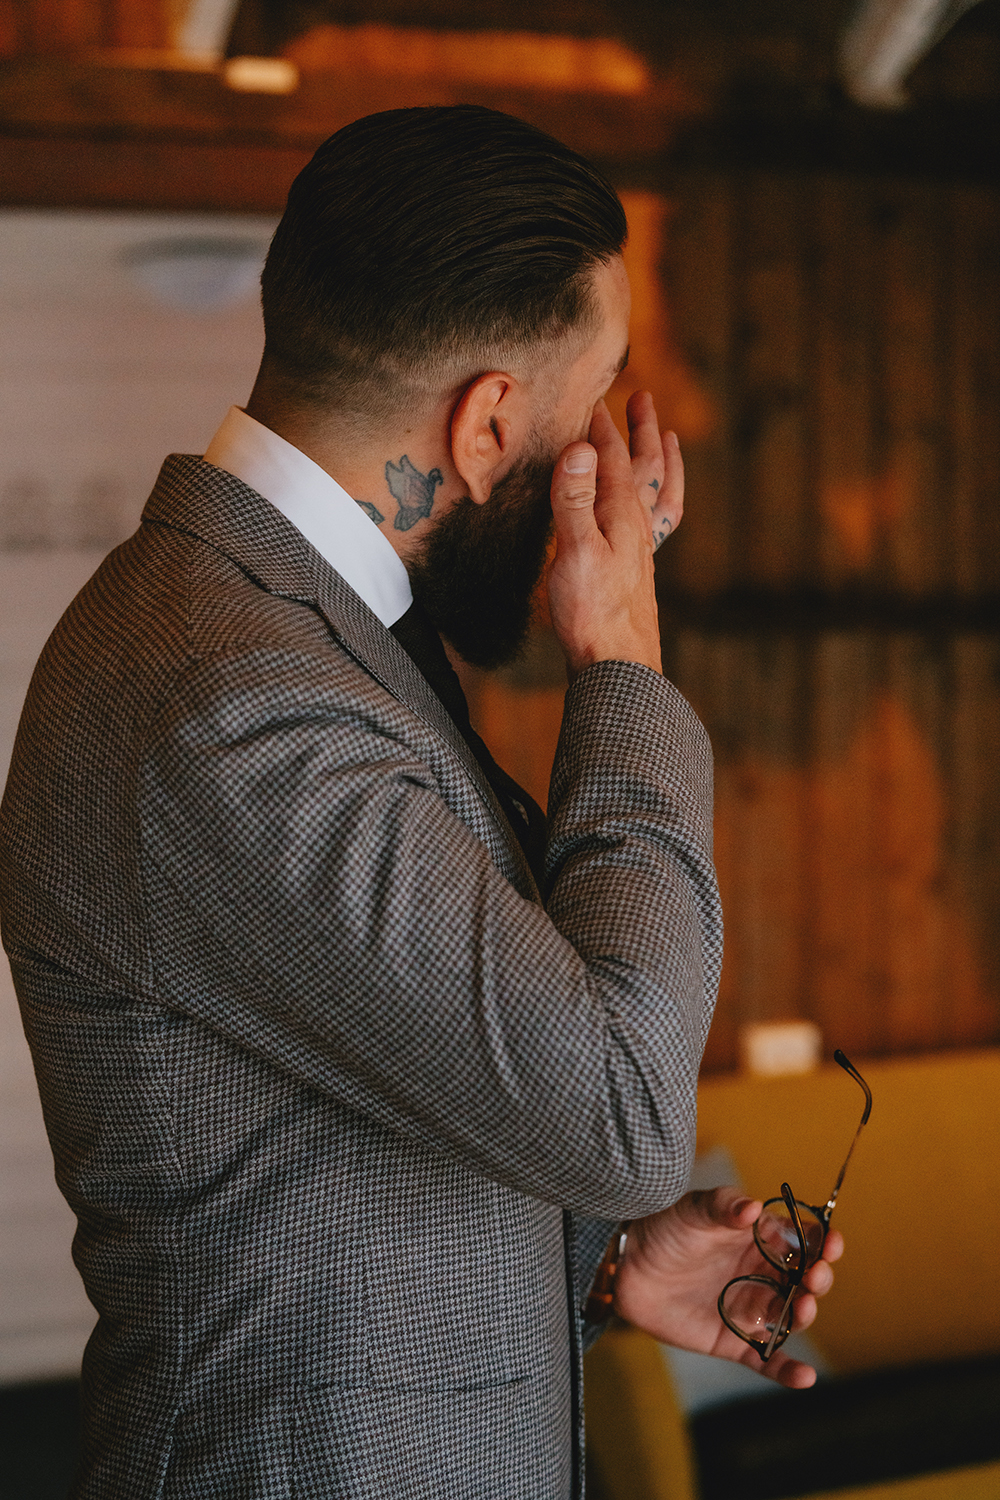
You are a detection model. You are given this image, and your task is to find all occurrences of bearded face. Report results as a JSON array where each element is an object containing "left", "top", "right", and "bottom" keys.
[{"left": 407, "top": 444, "right": 557, "bottom": 671}]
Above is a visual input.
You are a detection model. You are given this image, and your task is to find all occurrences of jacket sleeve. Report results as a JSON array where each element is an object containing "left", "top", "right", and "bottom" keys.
[{"left": 141, "top": 648, "right": 722, "bottom": 1221}]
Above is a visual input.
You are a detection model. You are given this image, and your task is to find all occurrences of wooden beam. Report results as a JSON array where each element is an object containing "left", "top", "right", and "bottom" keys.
[
  {"left": 0, "top": 134, "right": 310, "bottom": 211},
  {"left": 0, "top": 53, "right": 689, "bottom": 211},
  {"left": 672, "top": 96, "right": 1000, "bottom": 184},
  {"left": 0, "top": 54, "right": 684, "bottom": 146},
  {"left": 2, "top": 38, "right": 997, "bottom": 217}
]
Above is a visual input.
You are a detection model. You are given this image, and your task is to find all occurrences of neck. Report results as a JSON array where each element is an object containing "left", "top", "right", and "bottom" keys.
[{"left": 244, "top": 384, "right": 462, "bottom": 566}]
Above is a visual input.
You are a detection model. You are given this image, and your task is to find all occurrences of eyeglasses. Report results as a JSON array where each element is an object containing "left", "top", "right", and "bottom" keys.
[{"left": 718, "top": 1049, "right": 872, "bottom": 1364}]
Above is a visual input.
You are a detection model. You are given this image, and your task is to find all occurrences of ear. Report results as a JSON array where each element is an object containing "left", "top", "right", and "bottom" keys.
[{"left": 450, "top": 372, "right": 521, "bottom": 506}]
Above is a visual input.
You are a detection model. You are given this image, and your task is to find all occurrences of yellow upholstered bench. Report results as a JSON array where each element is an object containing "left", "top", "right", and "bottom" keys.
[
  {"left": 695, "top": 1048, "right": 1000, "bottom": 1374},
  {"left": 585, "top": 1049, "right": 1000, "bottom": 1500},
  {"left": 585, "top": 1326, "right": 1000, "bottom": 1500}
]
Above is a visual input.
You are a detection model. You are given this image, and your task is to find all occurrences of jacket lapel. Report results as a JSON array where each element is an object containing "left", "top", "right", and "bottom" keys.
[{"left": 141, "top": 454, "right": 539, "bottom": 895}]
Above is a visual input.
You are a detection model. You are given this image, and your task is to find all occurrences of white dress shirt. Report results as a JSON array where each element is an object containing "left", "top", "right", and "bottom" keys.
[{"left": 203, "top": 406, "right": 412, "bottom": 628}]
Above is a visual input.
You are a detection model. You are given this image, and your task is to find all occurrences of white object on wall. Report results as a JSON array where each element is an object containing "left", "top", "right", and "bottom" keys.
[
  {"left": 739, "top": 1020, "right": 824, "bottom": 1078},
  {"left": 839, "top": 0, "right": 985, "bottom": 107},
  {"left": 223, "top": 57, "right": 300, "bottom": 93},
  {"left": 172, "top": 0, "right": 242, "bottom": 59},
  {"left": 0, "top": 207, "right": 276, "bottom": 1385}
]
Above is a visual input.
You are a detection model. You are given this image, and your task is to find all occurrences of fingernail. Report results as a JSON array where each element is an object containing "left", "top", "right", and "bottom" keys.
[
  {"left": 667, "top": 431, "right": 680, "bottom": 448},
  {"left": 564, "top": 449, "right": 596, "bottom": 474}
]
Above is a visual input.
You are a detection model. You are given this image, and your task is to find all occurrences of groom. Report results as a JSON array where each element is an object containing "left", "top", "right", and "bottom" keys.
[{"left": 1, "top": 104, "right": 838, "bottom": 1498}]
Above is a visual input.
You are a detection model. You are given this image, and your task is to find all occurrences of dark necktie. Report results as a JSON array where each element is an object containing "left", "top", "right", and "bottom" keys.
[{"left": 390, "top": 602, "right": 547, "bottom": 885}]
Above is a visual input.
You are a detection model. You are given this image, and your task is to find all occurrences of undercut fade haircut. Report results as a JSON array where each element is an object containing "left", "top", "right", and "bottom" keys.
[{"left": 259, "top": 105, "right": 628, "bottom": 424}]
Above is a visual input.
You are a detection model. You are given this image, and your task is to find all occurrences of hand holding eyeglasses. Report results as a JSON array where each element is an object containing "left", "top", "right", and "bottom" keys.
[
  {"left": 608, "top": 1050, "right": 869, "bottom": 1389},
  {"left": 611, "top": 1183, "right": 843, "bottom": 1389},
  {"left": 717, "top": 1050, "right": 871, "bottom": 1367}
]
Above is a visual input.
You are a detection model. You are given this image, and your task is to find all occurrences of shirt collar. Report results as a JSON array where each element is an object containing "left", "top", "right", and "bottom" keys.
[{"left": 203, "top": 406, "right": 412, "bottom": 629}]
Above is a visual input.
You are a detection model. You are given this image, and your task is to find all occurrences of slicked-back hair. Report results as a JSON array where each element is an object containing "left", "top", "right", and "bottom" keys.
[{"left": 259, "top": 105, "right": 628, "bottom": 423}]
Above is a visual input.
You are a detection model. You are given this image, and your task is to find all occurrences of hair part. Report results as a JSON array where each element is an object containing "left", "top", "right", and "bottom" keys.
[{"left": 259, "top": 105, "right": 628, "bottom": 425}]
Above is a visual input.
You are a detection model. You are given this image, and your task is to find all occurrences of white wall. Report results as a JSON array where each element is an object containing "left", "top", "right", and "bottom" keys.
[{"left": 0, "top": 208, "right": 276, "bottom": 1384}]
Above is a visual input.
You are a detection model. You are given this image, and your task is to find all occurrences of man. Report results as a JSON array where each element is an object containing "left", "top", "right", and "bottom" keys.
[{"left": 0, "top": 106, "right": 838, "bottom": 1497}]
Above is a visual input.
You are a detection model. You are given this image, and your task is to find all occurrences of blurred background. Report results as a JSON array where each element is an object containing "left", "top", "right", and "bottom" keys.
[{"left": 1, "top": 2, "right": 998, "bottom": 1497}]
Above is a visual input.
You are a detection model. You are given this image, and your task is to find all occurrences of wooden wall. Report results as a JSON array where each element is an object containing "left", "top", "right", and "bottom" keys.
[
  {"left": 465, "top": 174, "right": 1000, "bottom": 1072},
  {"left": 2, "top": 0, "right": 997, "bottom": 1070},
  {"left": 0, "top": 0, "right": 170, "bottom": 53}
]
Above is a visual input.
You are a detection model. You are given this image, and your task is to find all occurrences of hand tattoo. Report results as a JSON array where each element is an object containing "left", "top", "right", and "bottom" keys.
[
  {"left": 357, "top": 499, "right": 385, "bottom": 526},
  {"left": 385, "top": 455, "right": 444, "bottom": 532},
  {"left": 653, "top": 518, "right": 672, "bottom": 550}
]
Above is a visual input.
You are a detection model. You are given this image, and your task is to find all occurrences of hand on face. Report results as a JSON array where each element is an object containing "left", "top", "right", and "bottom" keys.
[
  {"left": 625, "top": 389, "right": 685, "bottom": 551},
  {"left": 547, "top": 390, "right": 683, "bottom": 681},
  {"left": 612, "top": 1186, "right": 844, "bottom": 1391}
]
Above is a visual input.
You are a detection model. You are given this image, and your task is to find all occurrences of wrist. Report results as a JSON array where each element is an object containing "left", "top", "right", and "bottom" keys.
[
  {"left": 583, "top": 1223, "right": 630, "bottom": 1324},
  {"left": 563, "top": 644, "right": 662, "bottom": 682}
]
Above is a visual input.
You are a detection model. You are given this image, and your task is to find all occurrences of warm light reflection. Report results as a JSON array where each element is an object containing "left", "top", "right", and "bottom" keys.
[
  {"left": 607, "top": 191, "right": 714, "bottom": 440},
  {"left": 284, "top": 24, "right": 650, "bottom": 96},
  {"left": 712, "top": 692, "right": 994, "bottom": 1063},
  {"left": 821, "top": 470, "right": 908, "bottom": 571}
]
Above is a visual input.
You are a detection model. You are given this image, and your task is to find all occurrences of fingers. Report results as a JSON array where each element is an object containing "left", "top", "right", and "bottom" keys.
[
  {"left": 549, "top": 401, "right": 636, "bottom": 551},
  {"left": 821, "top": 1228, "right": 845, "bottom": 1265},
  {"left": 624, "top": 390, "right": 684, "bottom": 551},
  {"left": 720, "top": 1190, "right": 762, "bottom": 1229},
  {"left": 674, "top": 1185, "right": 762, "bottom": 1231},
  {"left": 802, "top": 1258, "right": 835, "bottom": 1298},
  {"left": 547, "top": 401, "right": 664, "bottom": 677},
  {"left": 589, "top": 400, "right": 645, "bottom": 531},
  {"left": 769, "top": 1355, "right": 819, "bottom": 1391},
  {"left": 791, "top": 1289, "right": 818, "bottom": 1332},
  {"left": 653, "top": 431, "right": 684, "bottom": 548},
  {"left": 549, "top": 443, "right": 599, "bottom": 550},
  {"left": 626, "top": 390, "right": 664, "bottom": 491},
  {"left": 710, "top": 1186, "right": 762, "bottom": 1229}
]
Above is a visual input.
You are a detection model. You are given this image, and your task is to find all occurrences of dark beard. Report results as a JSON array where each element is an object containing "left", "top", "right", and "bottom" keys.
[{"left": 407, "top": 451, "right": 555, "bottom": 670}]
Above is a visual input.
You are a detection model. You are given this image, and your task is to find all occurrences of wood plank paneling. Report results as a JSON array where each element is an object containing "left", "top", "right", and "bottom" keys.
[
  {"left": 0, "top": 135, "right": 311, "bottom": 211},
  {"left": 1, "top": 0, "right": 172, "bottom": 53},
  {"left": 814, "top": 176, "right": 880, "bottom": 589},
  {"left": 660, "top": 176, "right": 735, "bottom": 595},
  {"left": 737, "top": 174, "right": 812, "bottom": 589},
  {"left": 468, "top": 618, "right": 1000, "bottom": 1075},
  {"left": 808, "top": 632, "right": 879, "bottom": 1058},
  {"left": 950, "top": 184, "right": 1000, "bottom": 595},
  {"left": 18, "top": 0, "right": 102, "bottom": 52},
  {"left": 880, "top": 180, "right": 947, "bottom": 597},
  {"left": 0, "top": 54, "right": 683, "bottom": 159},
  {"left": 605, "top": 191, "right": 713, "bottom": 452},
  {"left": 466, "top": 170, "right": 999, "bottom": 1071},
  {"left": 662, "top": 628, "right": 1000, "bottom": 1073},
  {"left": 104, "top": 0, "right": 171, "bottom": 50},
  {"left": 657, "top": 171, "right": 1000, "bottom": 604},
  {"left": 0, "top": 0, "right": 19, "bottom": 57}
]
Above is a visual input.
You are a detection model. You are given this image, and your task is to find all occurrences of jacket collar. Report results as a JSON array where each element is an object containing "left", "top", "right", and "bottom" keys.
[{"left": 142, "top": 453, "right": 538, "bottom": 895}]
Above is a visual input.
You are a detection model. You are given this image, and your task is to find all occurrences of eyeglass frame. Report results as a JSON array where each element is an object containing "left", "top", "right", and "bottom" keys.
[{"left": 717, "top": 1048, "right": 873, "bottom": 1364}]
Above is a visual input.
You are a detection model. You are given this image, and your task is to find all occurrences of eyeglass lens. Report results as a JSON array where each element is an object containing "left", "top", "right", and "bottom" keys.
[
  {"left": 719, "top": 1275, "right": 796, "bottom": 1358},
  {"left": 754, "top": 1198, "right": 826, "bottom": 1271}
]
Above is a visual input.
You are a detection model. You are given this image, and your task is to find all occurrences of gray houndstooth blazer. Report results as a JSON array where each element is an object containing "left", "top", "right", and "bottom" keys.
[{"left": 0, "top": 455, "right": 722, "bottom": 1498}]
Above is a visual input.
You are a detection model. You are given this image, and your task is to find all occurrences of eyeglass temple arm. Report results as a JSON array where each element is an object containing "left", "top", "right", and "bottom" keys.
[{"left": 823, "top": 1049, "right": 873, "bottom": 1219}]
